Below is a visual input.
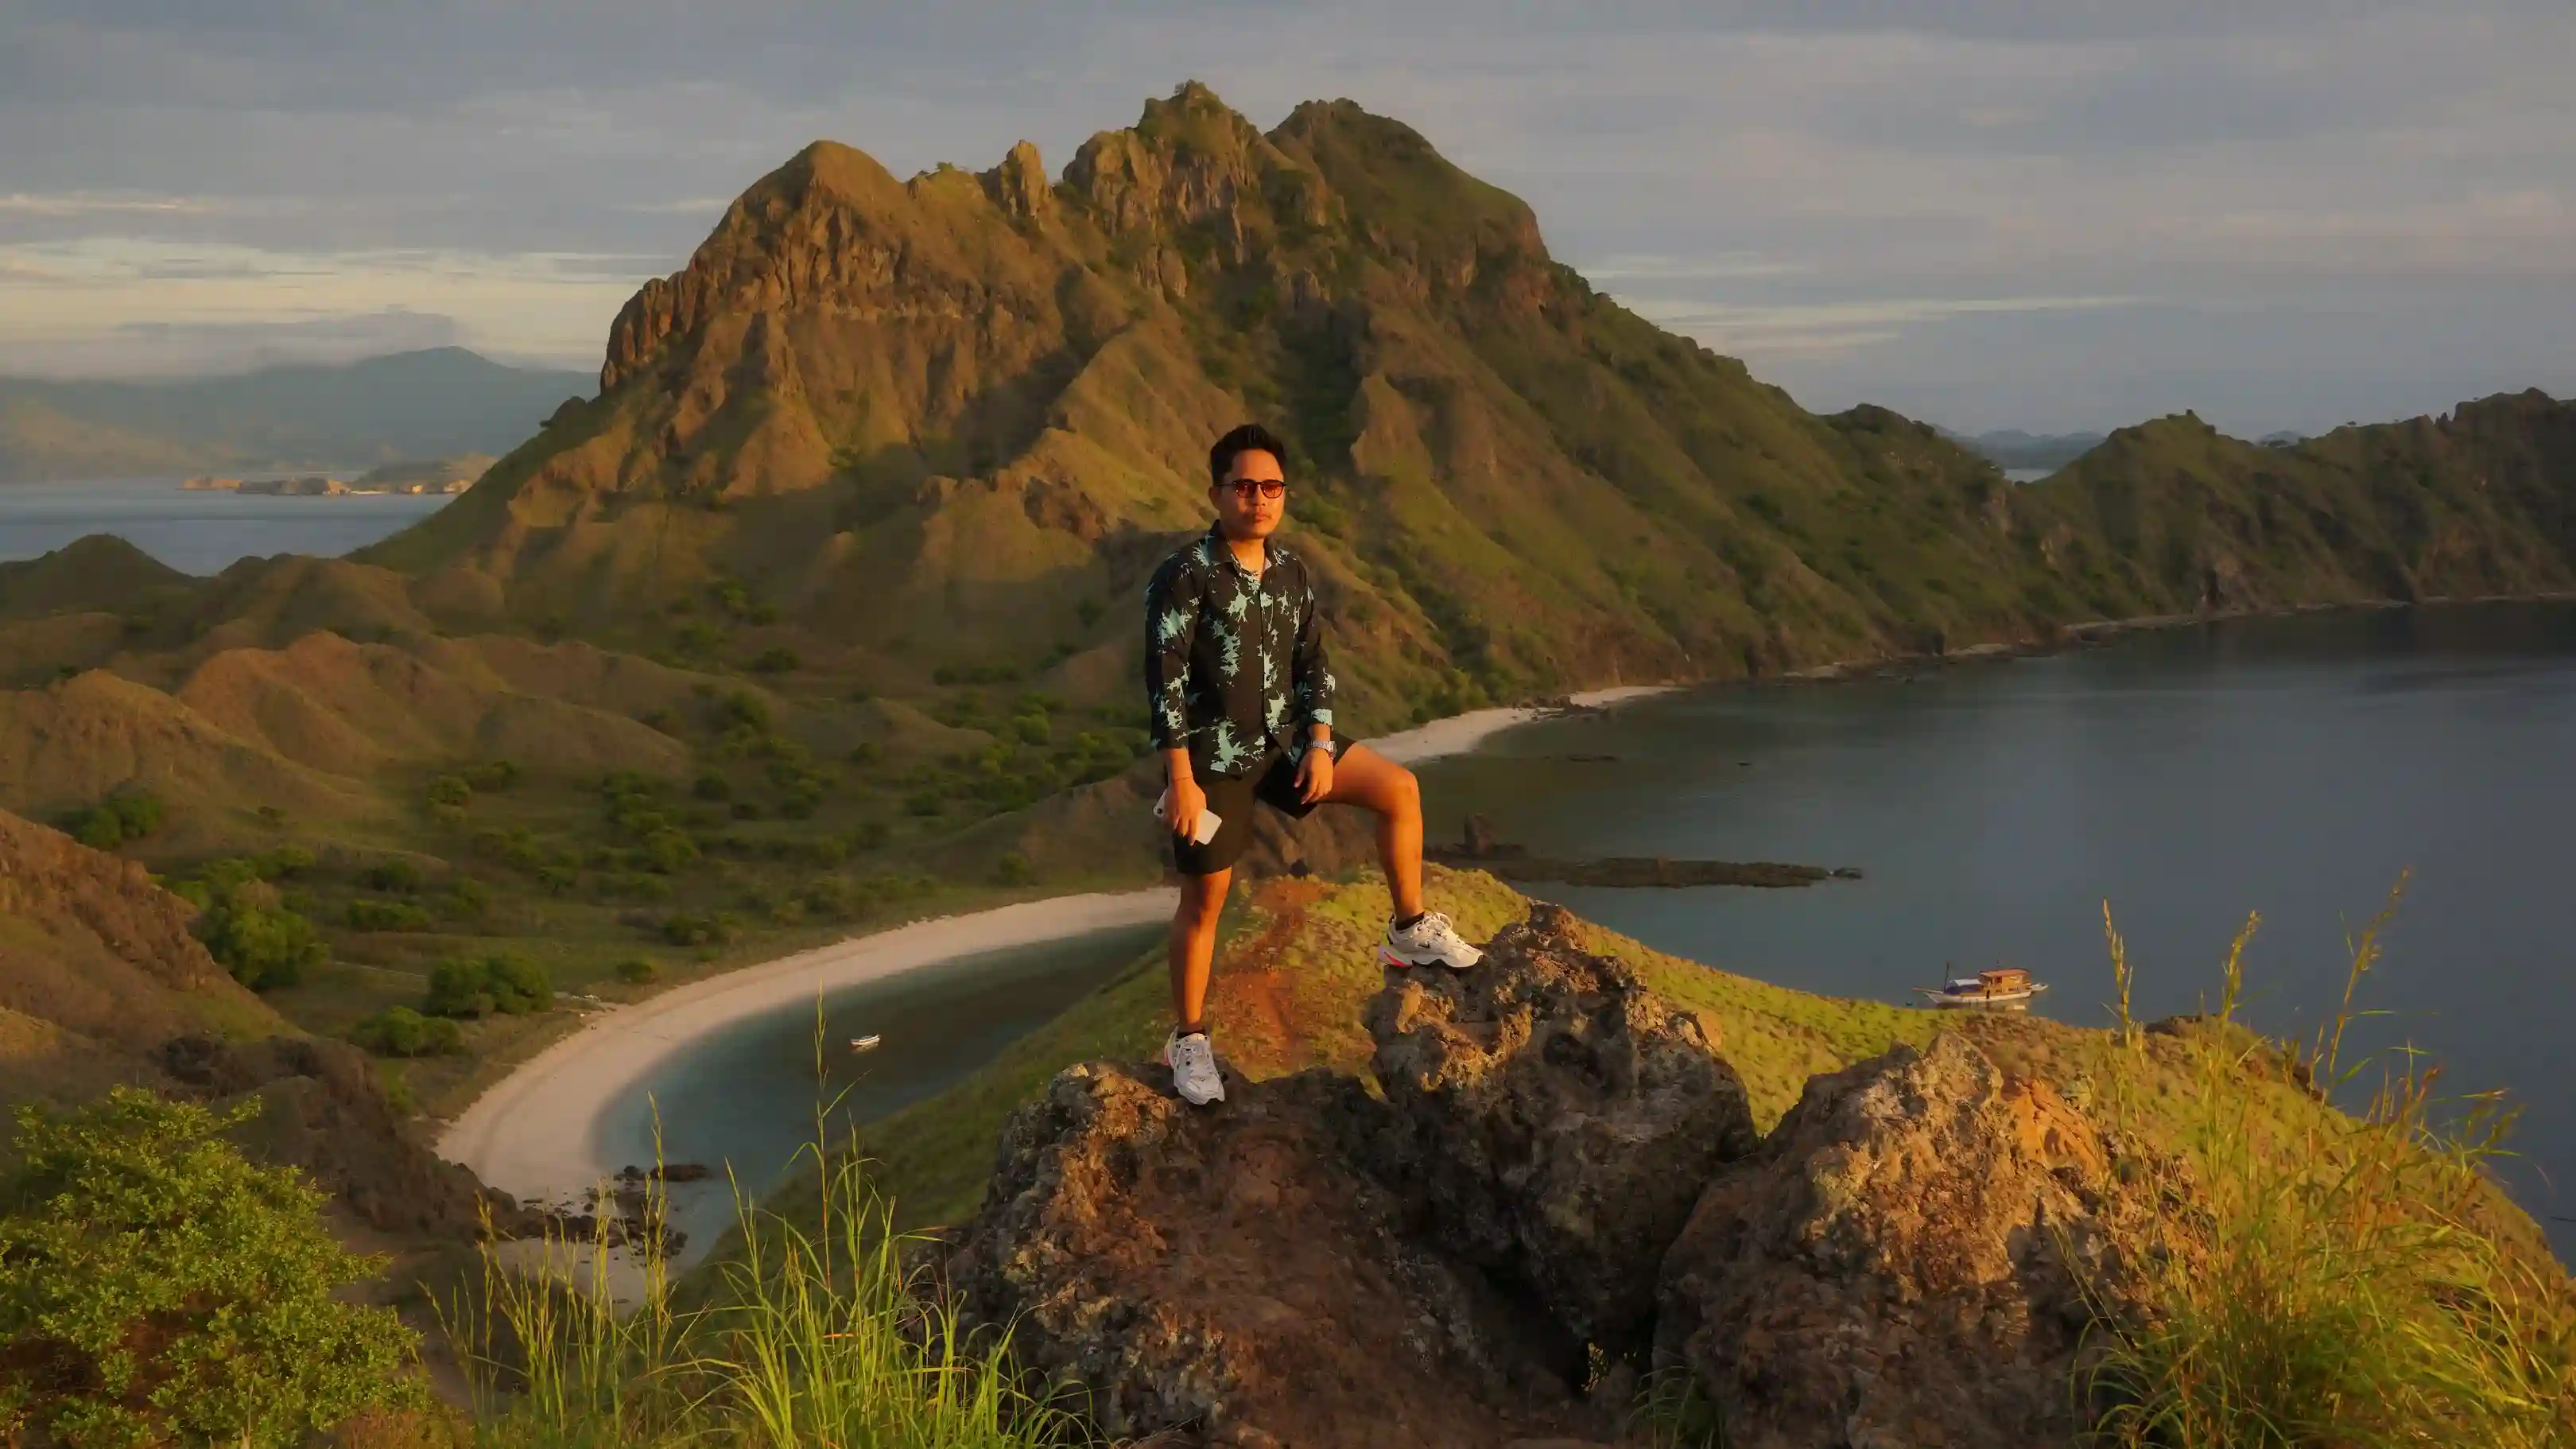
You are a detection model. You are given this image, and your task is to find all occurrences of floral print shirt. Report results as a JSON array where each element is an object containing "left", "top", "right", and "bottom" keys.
[{"left": 1143, "top": 525, "right": 1336, "bottom": 779}]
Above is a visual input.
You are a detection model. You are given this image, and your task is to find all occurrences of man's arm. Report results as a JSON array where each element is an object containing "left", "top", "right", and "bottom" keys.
[{"left": 1143, "top": 558, "right": 1206, "bottom": 838}]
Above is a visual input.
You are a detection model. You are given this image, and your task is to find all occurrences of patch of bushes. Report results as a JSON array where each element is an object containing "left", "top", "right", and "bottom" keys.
[
  {"left": 748, "top": 646, "right": 801, "bottom": 674},
  {"left": 994, "top": 852, "right": 1035, "bottom": 887},
  {"left": 344, "top": 898, "right": 433, "bottom": 933},
  {"left": 423, "top": 953, "right": 553, "bottom": 1018},
  {"left": 349, "top": 1006, "right": 464, "bottom": 1058},
  {"left": 358, "top": 859, "right": 425, "bottom": 893},
  {"left": 60, "top": 788, "right": 165, "bottom": 851},
  {"left": 195, "top": 896, "right": 327, "bottom": 992},
  {"left": 0, "top": 1090, "right": 425, "bottom": 1446},
  {"left": 615, "top": 958, "right": 660, "bottom": 985},
  {"left": 655, "top": 912, "right": 740, "bottom": 949},
  {"left": 461, "top": 759, "right": 520, "bottom": 791}
]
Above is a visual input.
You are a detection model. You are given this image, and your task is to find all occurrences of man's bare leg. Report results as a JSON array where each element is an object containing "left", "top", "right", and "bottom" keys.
[
  {"left": 1319, "top": 744, "right": 1424, "bottom": 919},
  {"left": 1169, "top": 866, "right": 1232, "bottom": 1031}
]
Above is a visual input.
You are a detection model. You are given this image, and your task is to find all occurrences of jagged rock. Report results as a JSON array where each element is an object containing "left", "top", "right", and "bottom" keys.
[
  {"left": 946, "top": 1061, "right": 1605, "bottom": 1449},
  {"left": 1655, "top": 1034, "right": 2194, "bottom": 1449},
  {"left": 983, "top": 139, "right": 1052, "bottom": 219},
  {"left": 1363, "top": 903, "right": 1759, "bottom": 1350}
]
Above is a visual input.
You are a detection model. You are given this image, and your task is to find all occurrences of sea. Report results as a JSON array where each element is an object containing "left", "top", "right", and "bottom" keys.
[{"left": 0, "top": 476, "right": 454, "bottom": 573}]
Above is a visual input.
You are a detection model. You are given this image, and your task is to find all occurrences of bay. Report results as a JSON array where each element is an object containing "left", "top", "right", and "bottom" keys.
[
  {"left": 0, "top": 477, "right": 452, "bottom": 574},
  {"left": 597, "top": 922, "right": 1164, "bottom": 1261},
  {"left": 1416, "top": 603, "right": 2576, "bottom": 1256}
]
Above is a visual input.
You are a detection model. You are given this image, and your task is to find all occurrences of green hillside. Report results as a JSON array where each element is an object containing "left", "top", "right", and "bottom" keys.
[{"left": 0, "top": 348, "right": 591, "bottom": 483}]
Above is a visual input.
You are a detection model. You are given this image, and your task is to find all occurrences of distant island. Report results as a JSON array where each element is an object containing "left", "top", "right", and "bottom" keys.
[
  {"left": 179, "top": 454, "right": 493, "bottom": 496},
  {"left": 0, "top": 349, "right": 586, "bottom": 484}
]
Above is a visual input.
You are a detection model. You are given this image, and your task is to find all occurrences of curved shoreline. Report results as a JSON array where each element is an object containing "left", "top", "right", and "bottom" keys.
[
  {"left": 436, "top": 888, "right": 1177, "bottom": 1211},
  {"left": 434, "top": 684, "right": 1678, "bottom": 1210}
]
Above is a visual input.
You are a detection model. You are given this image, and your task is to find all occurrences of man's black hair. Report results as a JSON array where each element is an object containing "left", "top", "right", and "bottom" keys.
[{"left": 1208, "top": 423, "right": 1289, "bottom": 488}]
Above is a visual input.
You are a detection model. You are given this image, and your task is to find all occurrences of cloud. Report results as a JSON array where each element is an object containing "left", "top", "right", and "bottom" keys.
[
  {"left": 0, "top": 191, "right": 214, "bottom": 217},
  {"left": 1, "top": 1, "right": 2570, "bottom": 423},
  {"left": 1623, "top": 293, "right": 2144, "bottom": 357},
  {"left": 0, "top": 237, "right": 648, "bottom": 375}
]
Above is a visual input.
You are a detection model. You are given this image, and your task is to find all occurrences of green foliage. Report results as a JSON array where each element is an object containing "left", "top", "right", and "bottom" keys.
[
  {"left": 993, "top": 852, "right": 1034, "bottom": 887},
  {"left": 2085, "top": 893, "right": 2576, "bottom": 1449},
  {"left": 656, "top": 911, "right": 740, "bottom": 949},
  {"left": 461, "top": 759, "right": 521, "bottom": 791},
  {"left": 359, "top": 858, "right": 425, "bottom": 893},
  {"left": 0, "top": 1090, "right": 425, "bottom": 1447},
  {"left": 693, "top": 771, "right": 733, "bottom": 801},
  {"left": 345, "top": 897, "right": 434, "bottom": 932},
  {"left": 425, "top": 775, "right": 472, "bottom": 809},
  {"left": 615, "top": 957, "right": 661, "bottom": 985},
  {"left": 195, "top": 895, "right": 327, "bottom": 991},
  {"left": 439, "top": 877, "right": 491, "bottom": 922},
  {"left": 424, "top": 953, "right": 553, "bottom": 1019},
  {"left": 351, "top": 1005, "right": 464, "bottom": 1058},
  {"left": 60, "top": 789, "right": 165, "bottom": 852},
  {"left": 748, "top": 645, "right": 801, "bottom": 674},
  {"left": 448, "top": 1136, "right": 1069, "bottom": 1449}
]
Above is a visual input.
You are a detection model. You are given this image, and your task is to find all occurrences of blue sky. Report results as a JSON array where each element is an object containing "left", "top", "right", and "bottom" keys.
[{"left": 3, "top": 2, "right": 2570, "bottom": 435}]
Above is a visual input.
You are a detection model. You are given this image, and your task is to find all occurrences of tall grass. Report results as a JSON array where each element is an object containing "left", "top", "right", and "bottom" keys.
[
  {"left": 441, "top": 1004, "right": 1080, "bottom": 1448},
  {"left": 2085, "top": 879, "right": 2576, "bottom": 1448}
]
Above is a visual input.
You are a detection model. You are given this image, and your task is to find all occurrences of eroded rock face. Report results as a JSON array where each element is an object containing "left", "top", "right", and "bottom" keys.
[
  {"left": 1655, "top": 1033, "right": 2187, "bottom": 1449},
  {"left": 1363, "top": 903, "right": 1759, "bottom": 1350},
  {"left": 945, "top": 1061, "right": 1607, "bottom": 1449}
]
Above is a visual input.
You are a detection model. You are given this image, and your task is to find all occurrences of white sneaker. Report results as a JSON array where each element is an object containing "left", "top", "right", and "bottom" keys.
[
  {"left": 1380, "top": 910, "right": 1483, "bottom": 970},
  {"left": 1164, "top": 1028, "right": 1225, "bottom": 1106}
]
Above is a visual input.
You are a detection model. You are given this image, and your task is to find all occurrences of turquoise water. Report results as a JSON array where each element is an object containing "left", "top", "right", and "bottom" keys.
[
  {"left": 1417, "top": 603, "right": 2576, "bottom": 1255},
  {"left": 0, "top": 478, "right": 451, "bottom": 574}
]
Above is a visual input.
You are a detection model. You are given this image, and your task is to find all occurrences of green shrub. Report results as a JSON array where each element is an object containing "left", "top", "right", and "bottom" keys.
[
  {"left": 462, "top": 759, "right": 520, "bottom": 791},
  {"left": 994, "top": 852, "right": 1035, "bottom": 887},
  {"left": 615, "top": 958, "right": 659, "bottom": 985},
  {"left": 359, "top": 859, "right": 425, "bottom": 893},
  {"left": 423, "top": 954, "right": 553, "bottom": 1019},
  {"left": 345, "top": 898, "right": 433, "bottom": 932},
  {"left": 748, "top": 646, "right": 801, "bottom": 674},
  {"left": 425, "top": 775, "right": 471, "bottom": 809},
  {"left": 693, "top": 772, "right": 733, "bottom": 801},
  {"left": 196, "top": 899, "right": 327, "bottom": 991},
  {"left": 60, "top": 788, "right": 167, "bottom": 851},
  {"left": 439, "top": 878, "right": 491, "bottom": 921},
  {"left": 848, "top": 740, "right": 883, "bottom": 767},
  {"left": 350, "top": 1006, "right": 464, "bottom": 1058},
  {"left": 639, "top": 827, "right": 699, "bottom": 874},
  {"left": 0, "top": 1090, "right": 425, "bottom": 1446},
  {"left": 657, "top": 912, "right": 739, "bottom": 948}
]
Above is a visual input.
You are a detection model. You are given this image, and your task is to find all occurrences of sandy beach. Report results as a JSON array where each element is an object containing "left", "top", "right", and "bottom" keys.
[
  {"left": 436, "top": 888, "right": 1177, "bottom": 1213},
  {"left": 1368, "top": 685, "right": 1674, "bottom": 764}
]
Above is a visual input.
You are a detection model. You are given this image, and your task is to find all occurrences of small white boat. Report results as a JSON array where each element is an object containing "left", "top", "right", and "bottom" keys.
[
  {"left": 848, "top": 1035, "right": 883, "bottom": 1052},
  {"left": 1915, "top": 966, "right": 2049, "bottom": 1009}
]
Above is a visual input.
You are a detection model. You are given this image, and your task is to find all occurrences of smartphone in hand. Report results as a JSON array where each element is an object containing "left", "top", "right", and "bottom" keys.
[{"left": 1153, "top": 787, "right": 1222, "bottom": 845}]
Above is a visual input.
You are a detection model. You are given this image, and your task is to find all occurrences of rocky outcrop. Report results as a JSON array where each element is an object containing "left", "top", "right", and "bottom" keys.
[
  {"left": 945, "top": 1062, "right": 1609, "bottom": 1448},
  {"left": 1364, "top": 903, "right": 1758, "bottom": 1350},
  {"left": 952, "top": 906, "right": 2203, "bottom": 1449},
  {"left": 156, "top": 1034, "right": 535, "bottom": 1239},
  {"left": 1655, "top": 1035, "right": 2196, "bottom": 1449}
]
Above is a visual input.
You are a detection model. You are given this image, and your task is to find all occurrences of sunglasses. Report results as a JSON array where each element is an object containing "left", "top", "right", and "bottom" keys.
[{"left": 1223, "top": 479, "right": 1287, "bottom": 501}]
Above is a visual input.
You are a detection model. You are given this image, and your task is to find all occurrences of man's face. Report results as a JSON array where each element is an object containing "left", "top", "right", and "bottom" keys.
[{"left": 1211, "top": 447, "right": 1286, "bottom": 541}]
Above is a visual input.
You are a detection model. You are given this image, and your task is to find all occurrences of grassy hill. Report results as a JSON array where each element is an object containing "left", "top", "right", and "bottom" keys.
[{"left": 0, "top": 348, "right": 589, "bottom": 483}]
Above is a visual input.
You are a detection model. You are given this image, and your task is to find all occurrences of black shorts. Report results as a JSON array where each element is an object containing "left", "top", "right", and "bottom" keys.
[{"left": 1170, "top": 741, "right": 1364, "bottom": 876}]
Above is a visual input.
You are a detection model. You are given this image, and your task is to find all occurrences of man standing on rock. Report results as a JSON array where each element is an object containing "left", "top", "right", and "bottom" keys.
[{"left": 1146, "top": 423, "right": 1483, "bottom": 1106}]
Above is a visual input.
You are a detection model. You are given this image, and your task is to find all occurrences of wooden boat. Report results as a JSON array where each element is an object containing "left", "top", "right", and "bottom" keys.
[
  {"left": 848, "top": 1035, "right": 883, "bottom": 1052},
  {"left": 1914, "top": 966, "right": 2048, "bottom": 1009}
]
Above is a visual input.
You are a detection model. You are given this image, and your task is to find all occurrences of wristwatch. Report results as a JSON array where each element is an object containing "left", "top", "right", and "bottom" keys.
[{"left": 1310, "top": 737, "right": 1337, "bottom": 758}]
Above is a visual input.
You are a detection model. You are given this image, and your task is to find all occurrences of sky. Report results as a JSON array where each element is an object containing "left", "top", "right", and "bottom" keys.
[{"left": 3, "top": 2, "right": 2572, "bottom": 435}]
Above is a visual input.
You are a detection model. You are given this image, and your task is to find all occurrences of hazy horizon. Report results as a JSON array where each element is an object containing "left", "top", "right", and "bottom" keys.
[{"left": 6, "top": 2, "right": 2571, "bottom": 435}]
